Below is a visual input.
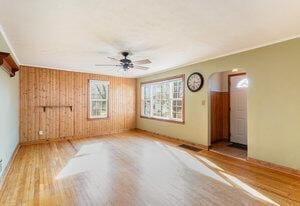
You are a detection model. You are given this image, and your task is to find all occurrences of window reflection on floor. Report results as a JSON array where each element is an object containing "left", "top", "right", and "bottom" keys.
[
  {"left": 56, "top": 139, "right": 279, "bottom": 205},
  {"left": 56, "top": 143, "right": 109, "bottom": 179}
]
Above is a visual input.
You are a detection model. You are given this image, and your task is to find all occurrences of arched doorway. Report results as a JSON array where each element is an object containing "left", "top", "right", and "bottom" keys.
[{"left": 208, "top": 69, "right": 248, "bottom": 159}]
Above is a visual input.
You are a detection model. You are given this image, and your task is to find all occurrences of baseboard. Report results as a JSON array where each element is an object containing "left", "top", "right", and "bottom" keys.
[
  {"left": 20, "top": 129, "right": 133, "bottom": 146},
  {"left": 247, "top": 157, "right": 300, "bottom": 177},
  {"left": 135, "top": 128, "right": 209, "bottom": 150},
  {"left": 208, "top": 148, "right": 247, "bottom": 161},
  {"left": 135, "top": 129, "right": 300, "bottom": 177},
  {"left": 0, "top": 144, "right": 20, "bottom": 190},
  {"left": 211, "top": 138, "right": 229, "bottom": 144}
]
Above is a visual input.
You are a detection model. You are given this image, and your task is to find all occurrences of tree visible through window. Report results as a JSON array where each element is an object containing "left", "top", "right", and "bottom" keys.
[
  {"left": 89, "top": 80, "right": 109, "bottom": 118},
  {"left": 141, "top": 76, "right": 184, "bottom": 122}
]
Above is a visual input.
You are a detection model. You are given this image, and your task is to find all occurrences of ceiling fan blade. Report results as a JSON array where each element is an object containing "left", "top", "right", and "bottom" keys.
[
  {"left": 95, "top": 64, "right": 121, "bottom": 67},
  {"left": 133, "top": 59, "right": 152, "bottom": 65},
  {"left": 107, "top": 57, "right": 120, "bottom": 62},
  {"left": 134, "top": 65, "right": 149, "bottom": 70}
]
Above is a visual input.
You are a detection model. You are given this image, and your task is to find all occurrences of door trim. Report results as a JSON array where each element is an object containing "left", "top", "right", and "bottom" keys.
[{"left": 228, "top": 72, "right": 247, "bottom": 143}]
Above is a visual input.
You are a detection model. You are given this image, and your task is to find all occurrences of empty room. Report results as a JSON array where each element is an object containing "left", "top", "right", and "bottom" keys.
[{"left": 0, "top": 0, "right": 300, "bottom": 205}]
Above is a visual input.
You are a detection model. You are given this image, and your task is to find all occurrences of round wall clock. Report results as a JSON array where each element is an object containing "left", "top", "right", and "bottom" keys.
[{"left": 187, "top": 72, "right": 204, "bottom": 92}]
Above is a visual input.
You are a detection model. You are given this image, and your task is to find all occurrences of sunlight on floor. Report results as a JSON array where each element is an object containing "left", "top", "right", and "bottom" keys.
[
  {"left": 196, "top": 156, "right": 224, "bottom": 171},
  {"left": 221, "top": 172, "right": 279, "bottom": 206},
  {"left": 76, "top": 142, "right": 104, "bottom": 156},
  {"left": 55, "top": 139, "right": 279, "bottom": 205},
  {"left": 56, "top": 143, "right": 108, "bottom": 179},
  {"left": 164, "top": 144, "right": 278, "bottom": 205},
  {"left": 165, "top": 145, "right": 232, "bottom": 186}
]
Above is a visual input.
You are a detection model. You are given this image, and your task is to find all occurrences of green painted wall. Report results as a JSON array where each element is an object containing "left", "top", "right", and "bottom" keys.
[{"left": 137, "top": 38, "right": 300, "bottom": 170}]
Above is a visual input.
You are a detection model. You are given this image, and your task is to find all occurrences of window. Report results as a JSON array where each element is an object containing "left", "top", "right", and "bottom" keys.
[
  {"left": 89, "top": 80, "right": 109, "bottom": 119},
  {"left": 236, "top": 78, "right": 249, "bottom": 88},
  {"left": 141, "top": 76, "right": 184, "bottom": 122}
]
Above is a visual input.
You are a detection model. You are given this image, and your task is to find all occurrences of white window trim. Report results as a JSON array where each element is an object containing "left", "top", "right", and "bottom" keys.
[
  {"left": 140, "top": 75, "right": 185, "bottom": 123},
  {"left": 88, "top": 80, "right": 109, "bottom": 119},
  {"left": 170, "top": 81, "right": 183, "bottom": 122}
]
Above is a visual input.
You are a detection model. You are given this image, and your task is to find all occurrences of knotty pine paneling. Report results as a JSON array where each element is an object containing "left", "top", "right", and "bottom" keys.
[
  {"left": 20, "top": 66, "right": 136, "bottom": 143},
  {"left": 210, "top": 91, "right": 229, "bottom": 143},
  {"left": 59, "top": 71, "right": 74, "bottom": 138},
  {"left": 222, "top": 92, "right": 229, "bottom": 140}
]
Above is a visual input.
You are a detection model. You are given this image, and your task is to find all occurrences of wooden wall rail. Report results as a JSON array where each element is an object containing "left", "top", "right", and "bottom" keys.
[
  {"left": 20, "top": 66, "right": 136, "bottom": 143},
  {"left": 38, "top": 105, "right": 73, "bottom": 112},
  {"left": 0, "top": 52, "right": 19, "bottom": 77}
]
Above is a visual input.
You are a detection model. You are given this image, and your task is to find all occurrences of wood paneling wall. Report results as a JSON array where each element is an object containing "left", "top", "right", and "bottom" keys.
[
  {"left": 20, "top": 66, "right": 136, "bottom": 143},
  {"left": 210, "top": 91, "right": 229, "bottom": 143}
]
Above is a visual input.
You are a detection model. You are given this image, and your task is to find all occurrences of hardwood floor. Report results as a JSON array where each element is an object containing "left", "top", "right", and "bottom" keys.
[
  {"left": 210, "top": 140, "right": 247, "bottom": 159},
  {"left": 0, "top": 131, "right": 299, "bottom": 205}
]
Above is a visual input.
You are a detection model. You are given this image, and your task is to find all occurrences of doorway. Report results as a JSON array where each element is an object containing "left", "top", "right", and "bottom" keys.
[
  {"left": 209, "top": 70, "right": 248, "bottom": 159},
  {"left": 229, "top": 73, "right": 248, "bottom": 145}
]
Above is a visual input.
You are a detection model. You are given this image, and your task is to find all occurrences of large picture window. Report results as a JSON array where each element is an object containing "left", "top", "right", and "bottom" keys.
[
  {"left": 141, "top": 75, "right": 184, "bottom": 123},
  {"left": 89, "top": 80, "right": 109, "bottom": 119}
]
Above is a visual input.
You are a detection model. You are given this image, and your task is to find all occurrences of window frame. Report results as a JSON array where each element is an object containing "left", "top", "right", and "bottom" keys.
[
  {"left": 88, "top": 80, "right": 109, "bottom": 120},
  {"left": 140, "top": 74, "right": 185, "bottom": 124}
]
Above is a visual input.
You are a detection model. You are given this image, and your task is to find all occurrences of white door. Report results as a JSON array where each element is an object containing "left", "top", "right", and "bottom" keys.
[{"left": 230, "top": 74, "right": 248, "bottom": 145}]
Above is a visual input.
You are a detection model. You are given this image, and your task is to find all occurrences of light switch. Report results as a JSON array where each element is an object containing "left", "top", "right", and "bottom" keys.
[{"left": 202, "top": 100, "right": 206, "bottom": 105}]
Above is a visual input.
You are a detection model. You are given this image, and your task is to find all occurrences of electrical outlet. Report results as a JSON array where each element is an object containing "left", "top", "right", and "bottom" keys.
[{"left": 39, "top": 130, "right": 44, "bottom": 135}]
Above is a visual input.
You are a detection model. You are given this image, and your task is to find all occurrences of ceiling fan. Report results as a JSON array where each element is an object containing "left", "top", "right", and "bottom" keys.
[{"left": 95, "top": 51, "right": 151, "bottom": 71}]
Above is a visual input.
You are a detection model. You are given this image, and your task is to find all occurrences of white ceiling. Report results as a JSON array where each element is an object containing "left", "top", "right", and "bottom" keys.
[{"left": 0, "top": 0, "right": 300, "bottom": 77}]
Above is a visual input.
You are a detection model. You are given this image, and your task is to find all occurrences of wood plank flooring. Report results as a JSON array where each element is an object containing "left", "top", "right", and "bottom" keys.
[
  {"left": 210, "top": 140, "right": 247, "bottom": 159},
  {"left": 0, "top": 131, "right": 299, "bottom": 205}
]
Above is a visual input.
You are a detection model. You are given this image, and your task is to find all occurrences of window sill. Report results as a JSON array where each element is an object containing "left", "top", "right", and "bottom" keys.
[
  {"left": 140, "top": 115, "right": 185, "bottom": 124},
  {"left": 88, "top": 116, "right": 109, "bottom": 120}
]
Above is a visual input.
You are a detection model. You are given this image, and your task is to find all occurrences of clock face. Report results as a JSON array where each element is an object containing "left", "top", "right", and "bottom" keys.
[{"left": 187, "top": 72, "right": 204, "bottom": 92}]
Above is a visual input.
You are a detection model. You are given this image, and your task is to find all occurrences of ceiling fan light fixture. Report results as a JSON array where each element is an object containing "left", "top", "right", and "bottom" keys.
[{"left": 95, "top": 51, "right": 150, "bottom": 72}]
